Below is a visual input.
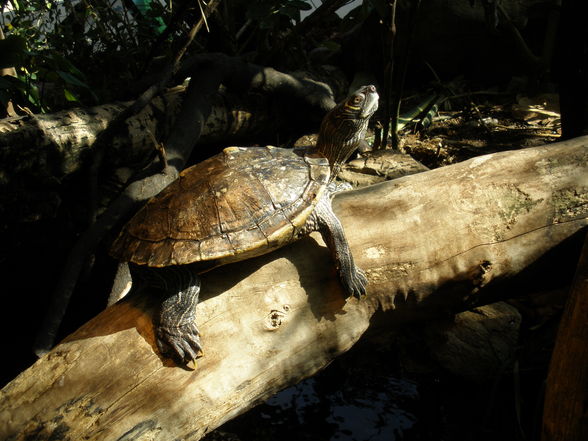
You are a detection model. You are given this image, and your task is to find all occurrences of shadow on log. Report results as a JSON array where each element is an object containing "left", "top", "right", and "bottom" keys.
[{"left": 1, "top": 137, "right": 587, "bottom": 440}]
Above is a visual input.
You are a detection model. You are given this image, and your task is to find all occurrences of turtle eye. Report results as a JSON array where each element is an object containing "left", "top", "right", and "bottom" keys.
[{"left": 352, "top": 95, "right": 364, "bottom": 105}]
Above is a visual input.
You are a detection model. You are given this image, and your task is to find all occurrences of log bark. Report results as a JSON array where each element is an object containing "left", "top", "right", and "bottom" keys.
[
  {"left": 541, "top": 231, "right": 588, "bottom": 441},
  {"left": 1, "top": 137, "right": 587, "bottom": 441}
]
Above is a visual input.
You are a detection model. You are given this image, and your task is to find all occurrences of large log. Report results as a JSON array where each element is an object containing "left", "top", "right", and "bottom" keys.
[{"left": 1, "top": 138, "right": 587, "bottom": 440}]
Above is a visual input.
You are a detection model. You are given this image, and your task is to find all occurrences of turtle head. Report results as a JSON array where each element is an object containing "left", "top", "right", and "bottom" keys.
[{"left": 316, "top": 85, "right": 379, "bottom": 176}]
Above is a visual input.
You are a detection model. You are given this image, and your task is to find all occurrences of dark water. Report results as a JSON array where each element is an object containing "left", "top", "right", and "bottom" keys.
[
  {"left": 206, "top": 318, "right": 554, "bottom": 441},
  {"left": 260, "top": 373, "right": 418, "bottom": 441},
  {"left": 208, "top": 332, "right": 421, "bottom": 441}
]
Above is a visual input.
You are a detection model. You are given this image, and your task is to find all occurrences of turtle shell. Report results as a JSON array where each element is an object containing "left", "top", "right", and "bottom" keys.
[{"left": 110, "top": 146, "right": 331, "bottom": 267}]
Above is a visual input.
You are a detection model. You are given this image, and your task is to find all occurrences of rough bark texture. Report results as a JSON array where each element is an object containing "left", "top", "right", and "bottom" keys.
[
  {"left": 1, "top": 138, "right": 587, "bottom": 441},
  {"left": 0, "top": 88, "right": 180, "bottom": 176},
  {"left": 423, "top": 301, "right": 522, "bottom": 382},
  {"left": 338, "top": 150, "right": 429, "bottom": 186},
  {"left": 541, "top": 232, "right": 588, "bottom": 441}
]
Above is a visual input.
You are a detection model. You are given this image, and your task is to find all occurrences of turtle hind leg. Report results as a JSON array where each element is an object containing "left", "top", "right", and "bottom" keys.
[
  {"left": 132, "top": 264, "right": 203, "bottom": 364},
  {"left": 311, "top": 194, "right": 368, "bottom": 298}
]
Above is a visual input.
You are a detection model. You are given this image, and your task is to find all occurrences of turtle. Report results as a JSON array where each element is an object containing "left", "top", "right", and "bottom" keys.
[{"left": 110, "top": 84, "right": 379, "bottom": 364}]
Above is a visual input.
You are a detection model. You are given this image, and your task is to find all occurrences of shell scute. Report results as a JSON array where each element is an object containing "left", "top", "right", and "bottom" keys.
[
  {"left": 198, "top": 234, "right": 234, "bottom": 261},
  {"left": 225, "top": 226, "right": 269, "bottom": 258}
]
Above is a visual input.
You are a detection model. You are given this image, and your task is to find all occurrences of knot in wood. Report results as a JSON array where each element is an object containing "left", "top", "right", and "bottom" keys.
[{"left": 265, "top": 305, "right": 290, "bottom": 330}]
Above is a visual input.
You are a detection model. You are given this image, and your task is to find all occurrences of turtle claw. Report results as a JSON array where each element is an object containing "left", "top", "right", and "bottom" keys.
[
  {"left": 341, "top": 266, "right": 368, "bottom": 299},
  {"left": 157, "top": 322, "right": 203, "bottom": 365}
]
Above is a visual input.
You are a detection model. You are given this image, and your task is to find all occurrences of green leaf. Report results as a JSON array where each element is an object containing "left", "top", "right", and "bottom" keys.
[
  {"left": 25, "top": 84, "right": 42, "bottom": 108},
  {"left": 63, "top": 88, "right": 79, "bottom": 102}
]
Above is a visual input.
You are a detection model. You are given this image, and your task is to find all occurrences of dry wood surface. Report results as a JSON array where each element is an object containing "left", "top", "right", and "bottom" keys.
[{"left": 1, "top": 137, "right": 587, "bottom": 441}]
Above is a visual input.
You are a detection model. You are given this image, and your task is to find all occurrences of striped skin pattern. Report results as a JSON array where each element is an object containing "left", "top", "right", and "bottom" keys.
[{"left": 316, "top": 85, "right": 378, "bottom": 178}]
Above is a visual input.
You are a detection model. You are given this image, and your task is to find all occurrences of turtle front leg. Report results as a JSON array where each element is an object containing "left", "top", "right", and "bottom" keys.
[
  {"left": 310, "top": 194, "right": 368, "bottom": 298},
  {"left": 150, "top": 266, "right": 203, "bottom": 364}
]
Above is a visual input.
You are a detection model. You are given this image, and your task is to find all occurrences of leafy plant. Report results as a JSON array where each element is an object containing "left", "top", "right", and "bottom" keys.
[{"left": 1, "top": 0, "right": 173, "bottom": 112}]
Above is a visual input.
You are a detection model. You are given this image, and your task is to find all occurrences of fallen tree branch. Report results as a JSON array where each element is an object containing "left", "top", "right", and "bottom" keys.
[{"left": 2, "top": 137, "right": 587, "bottom": 440}]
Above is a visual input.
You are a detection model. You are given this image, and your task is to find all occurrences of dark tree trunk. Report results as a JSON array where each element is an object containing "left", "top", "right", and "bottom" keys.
[
  {"left": 542, "top": 232, "right": 588, "bottom": 441},
  {"left": 556, "top": 0, "right": 588, "bottom": 139}
]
